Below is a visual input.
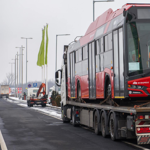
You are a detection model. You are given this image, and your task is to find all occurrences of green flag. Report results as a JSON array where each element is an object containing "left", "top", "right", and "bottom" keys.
[
  {"left": 41, "top": 27, "right": 45, "bottom": 66},
  {"left": 37, "top": 27, "right": 45, "bottom": 66},
  {"left": 45, "top": 24, "right": 48, "bottom": 64},
  {"left": 37, "top": 29, "right": 43, "bottom": 66}
]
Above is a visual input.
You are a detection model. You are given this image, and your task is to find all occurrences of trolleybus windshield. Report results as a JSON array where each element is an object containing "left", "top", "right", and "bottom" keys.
[{"left": 127, "top": 21, "right": 150, "bottom": 76}]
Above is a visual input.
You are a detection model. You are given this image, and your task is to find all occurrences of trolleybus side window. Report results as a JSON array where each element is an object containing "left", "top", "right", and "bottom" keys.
[
  {"left": 101, "top": 37, "right": 104, "bottom": 53},
  {"left": 76, "top": 48, "right": 82, "bottom": 63},
  {"left": 96, "top": 39, "right": 100, "bottom": 55},
  {"left": 105, "top": 33, "right": 112, "bottom": 52},
  {"left": 104, "top": 33, "right": 113, "bottom": 69},
  {"left": 83, "top": 45, "right": 88, "bottom": 60}
]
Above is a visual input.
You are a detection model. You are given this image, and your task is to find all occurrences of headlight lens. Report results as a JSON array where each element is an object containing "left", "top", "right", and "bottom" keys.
[
  {"left": 132, "top": 85, "right": 137, "bottom": 89},
  {"left": 137, "top": 86, "right": 142, "bottom": 89}
]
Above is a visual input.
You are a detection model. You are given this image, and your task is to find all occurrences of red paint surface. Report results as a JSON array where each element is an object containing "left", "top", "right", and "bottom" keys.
[
  {"left": 128, "top": 76, "right": 150, "bottom": 97},
  {"left": 80, "top": 75, "right": 89, "bottom": 99},
  {"left": 128, "top": 76, "right": 150, "bottom": 87},
  {"left": 80, "top": 3, "right": 149, "bottom": 46},
  {"left": 128, "top": 88, "right": 148, "bottom": 97},
  {"left": 96, "top": 72, "right": 104, "bottom": 98}
]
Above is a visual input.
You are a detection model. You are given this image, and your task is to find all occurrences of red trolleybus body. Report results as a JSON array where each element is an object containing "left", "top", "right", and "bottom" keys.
[{"left": 67, "top": 3, "right": 150, "bottom": 101}]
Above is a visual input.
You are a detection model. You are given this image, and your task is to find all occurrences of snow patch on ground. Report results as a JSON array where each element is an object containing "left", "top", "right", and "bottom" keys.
[{"left": 7, "top": 97, "right": 61, "bottom": 119}]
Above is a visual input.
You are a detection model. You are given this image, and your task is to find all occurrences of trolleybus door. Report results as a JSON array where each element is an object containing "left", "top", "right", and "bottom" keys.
[
  {"left": 88, "top": 42, "right": 96, "bottom": 99},
  {"left": 70, "top": 52, "right": 75, "bottom": 98},
  {"left": 113, "top": 28, "right": 124, "bottom": 98}
]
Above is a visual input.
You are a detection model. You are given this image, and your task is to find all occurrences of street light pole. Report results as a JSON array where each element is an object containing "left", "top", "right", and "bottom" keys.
[
  {"left": 21, "top": 37, "right": 32, "bottom": 95},
  {"left": 17, "top": 52, "right": 18, "bottom": 98},
  {"left": 9, "top": 62, "right": 15, "bottom": 86},
  {"left": 12, "top": 58, "right": 16, "bottom": 96},
  {"left": 55, "top": 34, "right": 70, "bottom": 92},
  {"left": 93, "top": 0, "right": 114, "bottom": 21},
  {"left": 16, "top": 46, "right": 24, "bottom": 98}
]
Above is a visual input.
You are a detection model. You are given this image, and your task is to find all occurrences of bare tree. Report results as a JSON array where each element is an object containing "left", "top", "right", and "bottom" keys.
[{"left": 1, "top": 73, "right": 15, "bottom": 87}]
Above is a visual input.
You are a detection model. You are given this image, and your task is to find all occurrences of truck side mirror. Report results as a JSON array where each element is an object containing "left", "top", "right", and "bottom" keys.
[
  {"left": 63, "top": 54, "right": 67, "bottom": 64},
  {"left": 55, "top": 71, "right": 59, "bottom": 78},
  {"left": 55, "top": 69, "right": 62, "bottom": 87}
]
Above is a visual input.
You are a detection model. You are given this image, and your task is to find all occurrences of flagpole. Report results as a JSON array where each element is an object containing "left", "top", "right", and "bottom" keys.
[
  {"left": 41, "top": 66, "right": 43, "bottom": 83},
  {"left": 43, "top": 65, "right": 45, "bottom": 83}
]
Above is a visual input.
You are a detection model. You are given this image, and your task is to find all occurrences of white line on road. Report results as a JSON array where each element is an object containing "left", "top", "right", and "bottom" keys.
[
  {"left": 123, "top": 141, "right": 149, "bottom": 150},
  {"left": 0, "top": 130, "right": 8, "bottom": 150}
]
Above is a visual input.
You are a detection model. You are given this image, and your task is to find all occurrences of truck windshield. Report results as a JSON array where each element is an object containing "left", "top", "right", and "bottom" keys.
[
  {"left": 127, "top": 21, "right": 150, "bottom": 76},
  {"left": 33, "top": 90, "right": 38, "bottom": 93}
]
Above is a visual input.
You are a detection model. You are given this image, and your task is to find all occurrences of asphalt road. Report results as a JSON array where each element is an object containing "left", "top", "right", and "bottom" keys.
[{"left": 0, "top": 98, "right": 149, "bottom": 150}]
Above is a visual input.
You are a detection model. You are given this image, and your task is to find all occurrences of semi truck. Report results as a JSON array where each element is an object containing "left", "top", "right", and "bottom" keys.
[
  {"left": 0, "top": 85, "right": 9, "bottom": 98},
  {"left": 55, "top": 3, "right": 150, "bottom": 145}
]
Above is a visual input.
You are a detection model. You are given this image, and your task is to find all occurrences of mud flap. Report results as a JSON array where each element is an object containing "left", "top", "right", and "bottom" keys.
[{"left": 137, "top": 135, "right": 150, "bottom": 145}]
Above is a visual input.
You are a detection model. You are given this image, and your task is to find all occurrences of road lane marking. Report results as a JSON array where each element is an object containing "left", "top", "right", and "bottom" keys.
[
  {"left": 0, "top": 130, "right": 8, "bottom": 150},
  {"left": 123, "top": 141, "right": 149, "bottom": 150}
]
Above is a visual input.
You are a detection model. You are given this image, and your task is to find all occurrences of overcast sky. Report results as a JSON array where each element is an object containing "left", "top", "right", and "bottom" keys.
[{"left": 0, "top": 0, "right": 149, "bottom": 84}]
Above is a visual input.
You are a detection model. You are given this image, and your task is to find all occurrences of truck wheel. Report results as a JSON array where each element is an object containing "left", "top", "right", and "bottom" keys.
[
  {"left": 109, "top": 113, "right": 116, "bottom": 141},
  {"left": 27, "top": 101, "right": 30, "bottom": 107},
  {"left": 101, "top": 112, "right": 107, "bottom": 138},
  {"left": 42, "top": 104, "right": 46, "bottom": 107},
  {"left": 72, "top": 106, "right": 78, "bottom": 127},
  {"left": 94, "top": 112, "right": 99, "bottom": 135},
  {"left": 61, "top": 105, "right": 70, "bottom": 123}
]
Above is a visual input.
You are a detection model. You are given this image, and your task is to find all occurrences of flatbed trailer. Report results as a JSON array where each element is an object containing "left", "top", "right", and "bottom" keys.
[
  {"left": 61, "top": 98, "right": 150, "bottom": 145},
  {"left": 56, "top": 64, "right": 150, "bottom": 145},
  {"left": 55, "top": 3, "right": 150, "bottom": 145}
]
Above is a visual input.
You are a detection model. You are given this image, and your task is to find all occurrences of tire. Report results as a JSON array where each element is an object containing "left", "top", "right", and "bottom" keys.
[
  {"left": 72, "top": 106, "right": 78, "bottom": 127},
  {"left": 109, "top": 113, "right": 116, "bottom": 141},
  {"left": 105, "top": 79, "right": 113, "bottom": 105},
  {"left": 101, "top": 112, "right": 107, "bottom": 138},
  {"left": 30, "top": 104, "right": 33, "bottom": 107},
  {"left": 61, "top": 105, "right": 70, "bottom": 123},
  {"left": 105, "top": 80, "right": 111, "bottom": 99},
  {"left": 27, "top": 101, "right": 33, "bottom": 107},
  {"left": 27, "top": 101, "right": 30, "bottom": 107},
  {"left": 94, "top": 112, "right": 99, "bottom": 135},
  {"left": 42, "top": 103, "right": 46, "bottom": 107}
]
